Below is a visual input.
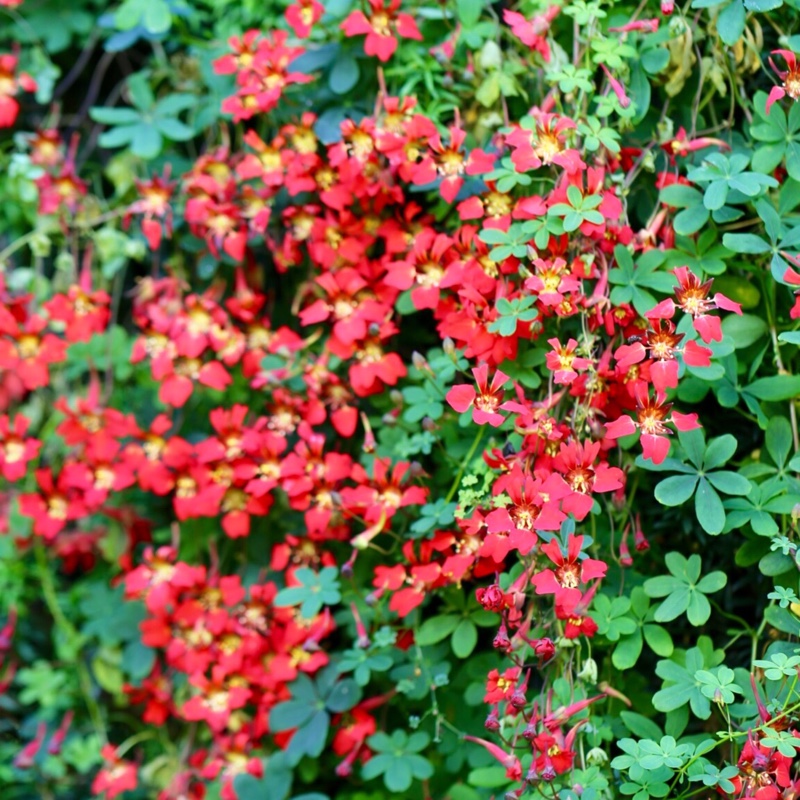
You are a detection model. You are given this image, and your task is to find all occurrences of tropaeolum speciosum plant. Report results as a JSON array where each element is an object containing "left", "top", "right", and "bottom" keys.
[{"left": 3, "top": 0, "right": 800, "bottom": 799}]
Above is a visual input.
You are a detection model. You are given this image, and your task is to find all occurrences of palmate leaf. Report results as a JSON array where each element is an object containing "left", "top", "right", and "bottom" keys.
[
  {"left": 649, "top": 429, "right": 751, "bottom": 535},
  {"left": 644, "top": 553, "right": 726, "bottom": 626},
  {"left": 653, "top": 647, "right": 713, "bottom": 718},
  {"left": 609, "top": 245, "right": 676, "bottom": 314}
]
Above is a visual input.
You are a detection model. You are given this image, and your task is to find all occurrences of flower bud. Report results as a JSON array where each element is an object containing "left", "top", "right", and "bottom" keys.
[
  {"left": 542, "top": 765, "right": 556, "bottom": 782},
  {"left": 443, "top": 337, "right": 455, "bottom": 355},
  {"left": 479, "top": 40, "right": 502, "bottom": 70},
  {"left": 586, "top": 747, "right": 608, "bottom": 766},
  {"left": 335, "top": 760, "right": 353, "bottom": 777},
  {"left": 30, "top": 233, "right": 51, "bottom": 258},
  {"left": 521, "top": 722, "right": 537, "bottom": 741},
  {"left": 493, "top": 624, "right": 511, "bottom": 651},
  {"left": 476, "top": 584, "right": 507, "bottom": 612},
  {"left": 509, "top": 689, "right": 527, "bottom": 709},
  {"left": 578, "top": 658, "right": 598, "bottom": 684},
  {"left": 532, "top": 637, "right": 555, "bottom": 661},
  {"left": 484, "top": 712, "right": 500, "bottom": 731},
  {"left": 412, "top": 351, "right": 428, "bottom": 371}
]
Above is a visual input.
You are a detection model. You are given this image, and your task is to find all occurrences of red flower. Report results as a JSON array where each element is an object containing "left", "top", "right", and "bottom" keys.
[
  {"left": 766, "top": 49, "right": 800, "bottom": 113},
  {"left": 0, "top": 414, "right": 40, "bottom": 481},
  {"left": 341, "top": 0, "right": 422, "bottom": 62},
  {"left": 286, "top": 0, "right": 324, "bottom": 37},
  {"left": 446, "top": 363, "right": 524, "bottom": 427},
  {"left": 604, "top": 386, "right": 700, "bottom": 465},
  {"left": 502, "top": 7, "right": 559, "bottom": 61},
  {"left": 646, "top": 266, "right": 741, "bottom": 343},
  {"left": 19, "top": 468, "right": 88, "bottom": 540},
  {"left": 91, "top": 745, "right": 138, "bottom": 799},
  {"left": 531, "top": 534, "right": 607, "bottom": 615},
  {"left": 614, "top": 319, "right": 713, "bottom": 394},
  {"left": 411, "top": 125, "right": 495, "bottom": 203},
  {"left": 0, "top": 313, "right": 67, "bottom": 390},
  {"left": 545, "top": 338, "right": 592, "bottom": 385},
  {"left": 484, "top": 667, "right": 521, "bottom": 703},
  {"left": 0, "top": 53, "right": 36, "bottom": 128},
  {"left": 126, "top": 169, "right": 175, "bottom": 250}
]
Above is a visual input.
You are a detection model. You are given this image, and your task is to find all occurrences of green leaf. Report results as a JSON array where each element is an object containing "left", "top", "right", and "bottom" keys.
[
  {"left": 452, "top": 619, "right": 478, "bottom": 658},
  {"left": 456, "top": 0, "right": 482, "bottom": 26},
  {"left": 717, "top": 0, "right": 746, "bottom": 45},
  {"left": 705, "top": 471, "right": 752, "bottom": 495},
  {"left": 721, "top": 314, "right": 768, "bottom": 349},
  {"left": 643, "top": 624, "right": 674, "bottom": 657},
  {"left": 655, "top": 475, "right": 699, "bottom": 506},
  {"left": 416, "top": 615, "right": 459, "bottom": 646},
  {"left": 747, "top": 375, "right": 800, "bottom": 400},
  {"left": 654, "top": 586, "right": 690, "bottom": 622},
  {"left": 613, "top": 631, "right": 643, "bottom": 669},
  {"left": 143, "top": 0, "right": 172, "bottom": 34},
  {"left": 702, "top": 434, "right": 737, "bottom": 470},
  {"left": 329, "top": 55, "right": 360, "bottom": 94},
  {"left": 766, "top": 416, "right": 793, "bottom": 467},
  {"left": 326, "top": 679, "right": 361, "bottom": 713},
  {"left": 695, "top": 479, "right": 726, "bottom": 534}
]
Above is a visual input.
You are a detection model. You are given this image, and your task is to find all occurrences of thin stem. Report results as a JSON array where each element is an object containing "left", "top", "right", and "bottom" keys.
[{"left": 444, "top": 427, "right": 485, "bottom": 504}]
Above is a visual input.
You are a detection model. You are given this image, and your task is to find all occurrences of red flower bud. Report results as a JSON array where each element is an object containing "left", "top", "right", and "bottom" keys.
[
  {"left": 476, "top": 584, "right": 508, "bottom": 612},
  {"left": 493, "top": 624, "right": 511, "bottom": 651}
]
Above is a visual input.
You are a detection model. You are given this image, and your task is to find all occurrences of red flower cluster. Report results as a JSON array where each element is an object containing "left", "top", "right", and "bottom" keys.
[{"left": 214, "top": 30, "right": 312, "bottom": 121}]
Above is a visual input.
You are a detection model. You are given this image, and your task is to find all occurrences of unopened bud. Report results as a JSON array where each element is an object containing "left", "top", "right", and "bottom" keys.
[
  {"left": 484, "top": 712, "right": 500, "bottom": 731},
  {"left": 522, "top": 722, "right": 537, "bottom": 741},
  {"left": 390, "top": 390, "right": 403, "bottom": 405},
  {"left": 509, "top": 689, "right": 527, "bottom": 709},
  {"left": 479, "top": 40, "right": 502, "bottom": 70},
  {"left": 792, "top": 503, "right": 800, "bottom": 523},
  {"left": 443, "top": 337, "right": 455, "bottom": 355},
  {"left": 586, "top": 747, "right": 608, "bottom": 766},
  {"left": 578, "top": 658, "right": 598, "bottom": 684},
  {"left": 55, "top": 252, "right": 74, "bottom": 273},
  {"left": 493, "top": 625, "right": 511, "bottom": 651},
  {"left": 422, "top": 416, "right": 437, "bottom": 432},
  {"left": 411, "top": 351, "right": 428, "bottom": 371},
  {"left": 30, "top": 233, "right": 51, "bottom": 258}
]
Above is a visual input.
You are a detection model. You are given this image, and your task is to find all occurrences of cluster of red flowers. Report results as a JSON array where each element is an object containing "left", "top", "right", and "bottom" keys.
[
  {"left": 214, "top": 30, "right": 312, "bottom": 122},
  {"left": 0, "top": 7, "right": 755, "bottom": 799},
  {"left": 120, "top": 546, "right": 337, "bottom": 799}
]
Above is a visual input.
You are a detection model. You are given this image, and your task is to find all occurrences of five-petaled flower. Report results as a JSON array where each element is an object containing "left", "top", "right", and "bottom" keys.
[
  {"left": 604, "top": 385, "right": 700, "bottom": 464},
  {"left": 531, "top": 534, "right": 607, "bottom": 614},
  {"left": 646, "top": 266, "right": 741, "bottom": 343},
  {"left": 446, "top": 364, "right": 524, "bottom": 427},
  {"left": 341, "top": 0, "right": 422, "bottom": 62}
]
